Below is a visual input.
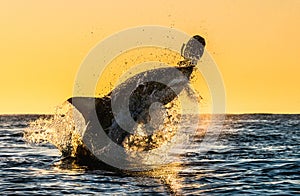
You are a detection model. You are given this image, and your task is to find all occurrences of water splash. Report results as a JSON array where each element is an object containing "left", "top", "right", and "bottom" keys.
[
  {"left": 24, "top": 86, "right": 201, "bottom": 160},
  {"left": 23, "top": 86, "right": 203, "bottom": 195},
  {"left": 24, "top": 101, "right": 86, "bottom": 157},
  {"left": 123, "top": 96, "right": 181, "bottom": 152}
]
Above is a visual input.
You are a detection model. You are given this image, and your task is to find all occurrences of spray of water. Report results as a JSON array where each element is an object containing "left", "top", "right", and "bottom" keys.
[
  {"left": 24, "top": 101, "right": 86, "bottom": 157},
  {"left": 23, "top": 84, "right": 205, "bottom": 195},
  {"left": 24, "top": 88, "right": 201, "bottom": 158}
]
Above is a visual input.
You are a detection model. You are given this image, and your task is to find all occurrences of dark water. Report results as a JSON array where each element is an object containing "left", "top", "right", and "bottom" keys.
[{"left": 0, "top": 114, "right": 299, "bottom": 195}]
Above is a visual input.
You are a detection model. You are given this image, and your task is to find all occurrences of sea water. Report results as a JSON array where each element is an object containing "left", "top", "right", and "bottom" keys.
[{"left": 0, "top": 114, "right": 299, "bottom": 195}]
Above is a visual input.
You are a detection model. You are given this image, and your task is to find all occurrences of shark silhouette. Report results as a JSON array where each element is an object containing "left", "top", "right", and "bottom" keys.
[{"left": 66, "top": 35, "right": 205, "bottom": 168}]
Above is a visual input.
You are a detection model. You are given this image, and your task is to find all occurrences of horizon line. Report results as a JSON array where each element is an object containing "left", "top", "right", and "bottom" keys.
[{"left": 1, "top": 112, "right": 299, "bottom": 116}]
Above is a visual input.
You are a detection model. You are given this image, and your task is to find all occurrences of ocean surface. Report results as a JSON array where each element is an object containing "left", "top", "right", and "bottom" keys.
[{"left": 0, "top": 114, "right": 299, "bottom": 195}]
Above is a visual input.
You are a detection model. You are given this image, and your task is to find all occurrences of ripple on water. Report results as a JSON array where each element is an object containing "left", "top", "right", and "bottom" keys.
[{"left": 0, "top": 114, "right": 299, "bottom": 195}]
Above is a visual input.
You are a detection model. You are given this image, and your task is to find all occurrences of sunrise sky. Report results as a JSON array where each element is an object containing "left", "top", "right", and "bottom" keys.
[{"left": 1, "top": 0, "right": 299, "bottom": 114}]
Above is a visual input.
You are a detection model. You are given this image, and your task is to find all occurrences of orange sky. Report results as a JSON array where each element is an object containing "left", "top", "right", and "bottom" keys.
[{"left": 0, "top": 0, "right": 299, "bottom": 114}]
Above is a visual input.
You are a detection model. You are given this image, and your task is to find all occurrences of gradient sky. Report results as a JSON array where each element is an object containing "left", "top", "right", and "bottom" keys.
[{"left": 1, "top": 0, "right": 299, "bottom": 114}]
